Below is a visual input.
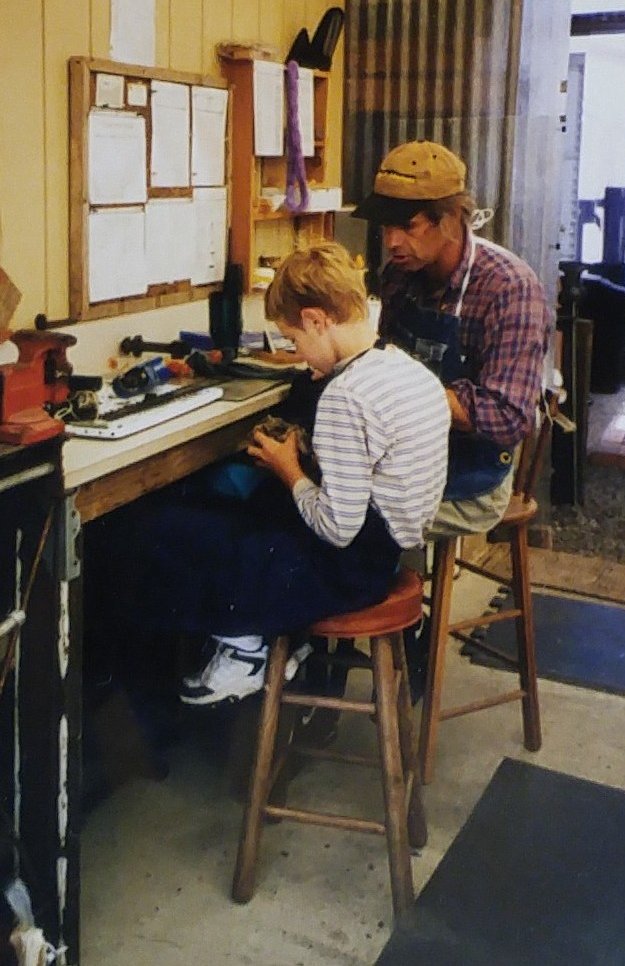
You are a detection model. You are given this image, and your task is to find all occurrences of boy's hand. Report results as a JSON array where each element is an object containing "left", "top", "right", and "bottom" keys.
[{"left": 247, "top": 430, "right": 307, "bottom": 490}]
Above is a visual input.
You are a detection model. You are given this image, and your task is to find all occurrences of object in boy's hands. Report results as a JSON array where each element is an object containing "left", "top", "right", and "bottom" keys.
[
  {"left": 250, "top": 415, "right": 310, "bottom": 453},
  {"left": 250, "top": 415, "right": 319, "bottom": 481}
]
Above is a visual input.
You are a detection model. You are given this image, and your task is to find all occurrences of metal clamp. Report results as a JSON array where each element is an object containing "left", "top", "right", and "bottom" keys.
[{"left": 59, "top": 494, "right": 81, "bottom": 581}]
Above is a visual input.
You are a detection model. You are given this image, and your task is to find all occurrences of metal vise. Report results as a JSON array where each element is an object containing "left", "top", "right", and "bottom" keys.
[{"left": 0, "top": 329, "right": 77, "bottom": 445}]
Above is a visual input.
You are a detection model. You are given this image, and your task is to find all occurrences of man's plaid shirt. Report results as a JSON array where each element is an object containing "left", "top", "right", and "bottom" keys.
[{"left": 379, "top": 231, "right": 553, "bottom": 447}]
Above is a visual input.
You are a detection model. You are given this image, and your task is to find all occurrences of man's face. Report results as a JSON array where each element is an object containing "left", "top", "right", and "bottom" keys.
[{"left": 382, "top": 213, "right": 447, "bottom": 273}]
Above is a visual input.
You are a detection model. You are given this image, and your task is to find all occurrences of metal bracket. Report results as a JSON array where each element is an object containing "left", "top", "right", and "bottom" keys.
[{"left": 58, "top": 494, "right": 81, "bottom": 581}]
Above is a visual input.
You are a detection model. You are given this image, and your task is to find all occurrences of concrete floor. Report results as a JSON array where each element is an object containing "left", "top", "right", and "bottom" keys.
[{"left": 81, "top": 569, "right": 625, "bottom": 966}]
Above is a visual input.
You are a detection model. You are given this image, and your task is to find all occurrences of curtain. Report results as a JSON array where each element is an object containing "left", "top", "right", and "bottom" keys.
[{"left": 342, "top": 0, "right": 522, "bottom": 248}]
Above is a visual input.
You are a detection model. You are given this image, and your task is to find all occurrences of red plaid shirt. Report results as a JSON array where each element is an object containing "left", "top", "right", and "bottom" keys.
[{"left": 379, "top": 231, "right": 553, "bottom": 447}]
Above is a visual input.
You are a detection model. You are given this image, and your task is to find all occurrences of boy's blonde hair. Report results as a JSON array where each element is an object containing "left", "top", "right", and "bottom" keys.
[{"left": 264, "top": 241, "right": 366, "bottom": 326}]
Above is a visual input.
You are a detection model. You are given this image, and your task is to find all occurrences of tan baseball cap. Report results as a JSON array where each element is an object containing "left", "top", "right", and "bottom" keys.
[{"left": 352, "top": 140, "right": 466, "bottom": 225}]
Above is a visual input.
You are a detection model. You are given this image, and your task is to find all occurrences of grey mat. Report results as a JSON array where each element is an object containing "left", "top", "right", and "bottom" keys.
[{"left": 376, "top": 758, "right": 625, "bottom": 965}]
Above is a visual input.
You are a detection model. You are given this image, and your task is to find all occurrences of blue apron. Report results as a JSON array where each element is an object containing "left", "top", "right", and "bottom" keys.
[{"left": 384, "top": 238, "right": 513, "bottom": 501}]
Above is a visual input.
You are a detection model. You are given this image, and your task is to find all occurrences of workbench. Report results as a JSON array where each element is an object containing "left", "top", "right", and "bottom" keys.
[{"left": 31, "top": 383, "right": 288, "bottom": 964}]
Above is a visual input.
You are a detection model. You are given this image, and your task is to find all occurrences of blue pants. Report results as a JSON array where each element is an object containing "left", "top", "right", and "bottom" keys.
[{"left": 91, "top": 471, "right": 401, "bottom": 639}]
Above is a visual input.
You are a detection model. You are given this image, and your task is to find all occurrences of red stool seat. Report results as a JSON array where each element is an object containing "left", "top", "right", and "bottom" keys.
[{"left": 311, "top": 568, "right": 423, "bottom": 637}]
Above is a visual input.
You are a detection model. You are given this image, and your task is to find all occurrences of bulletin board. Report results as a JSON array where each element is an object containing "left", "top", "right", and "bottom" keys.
[{"left": 68, "top": 57, "right": 230, "bottom": 321}]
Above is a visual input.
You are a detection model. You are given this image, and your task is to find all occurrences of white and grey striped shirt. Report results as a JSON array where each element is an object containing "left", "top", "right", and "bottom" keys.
[{"left": 292, "top": 345, "right": 450, "bottom": 549}]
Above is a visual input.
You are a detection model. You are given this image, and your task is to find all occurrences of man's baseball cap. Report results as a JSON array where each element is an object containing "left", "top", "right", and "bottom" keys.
[{"left": 351, "top": 140, "right": 466, "bottom": 225}]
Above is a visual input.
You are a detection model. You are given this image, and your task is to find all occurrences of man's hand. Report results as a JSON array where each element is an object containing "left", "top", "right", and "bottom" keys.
[
  {"left": 446, "top": 388, "right": 473, "bottom": 432},
  {"left": 247, "top": 429, "right": 307, "bottom": 490}
]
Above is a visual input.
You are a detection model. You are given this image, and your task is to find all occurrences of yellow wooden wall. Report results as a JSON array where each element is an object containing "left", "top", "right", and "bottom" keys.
[{"left": 0, "top": 0, "right": 344, "bottom": 328}]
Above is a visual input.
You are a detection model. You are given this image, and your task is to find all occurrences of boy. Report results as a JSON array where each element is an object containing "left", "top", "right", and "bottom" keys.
[{"left": 114, "top": 242, "right": 450, "bottom": 706}]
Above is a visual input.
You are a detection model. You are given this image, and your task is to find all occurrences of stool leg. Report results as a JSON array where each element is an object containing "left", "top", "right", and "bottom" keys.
[
  {"left": 371, "top": 635, "right": 414, "bottom": 917},
  {"left": 232, "top": 635, "right": 289, "bottom": 903},
  {"left": 392, "top": 633, "right": 427, "bottom": 850},
  {"left": 419, "top": 538, "right": 456, "bottom": 784},
  {"left": 510, "top": 524, "right": 542, "bottom": 751}
]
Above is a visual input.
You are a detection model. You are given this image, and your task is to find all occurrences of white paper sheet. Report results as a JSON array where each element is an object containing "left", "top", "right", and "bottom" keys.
[
  {"left": 88, "top": 110, "right": 147, "bottom": 205},
  {"left": 150, "top": 81, "right": 190, "bottom": 187},
  {"left": 95, "top": 73, "right": 124, "bottom": 109},
  {"left": 145, "top": 198, "right": 194, "bottom": 284},
  {"left": 191, "top": 86, "right": 228, "bottom": 187},
  {"left": 191, "top": 187, "right": 227, "bottom": 285},
  {"left": 297, "top": 68, "right": 314, "bottom": 158},
  {"left": 127, "top": 82, "right": 148, "bottom": 107},
  {"left": 253, "top": 60, "right": 284, "bottom": 157},
  {"left": 110, "top": 0, "right": 155, "bottom": 67},
  {"left": 88, "top": 208, "right": 147, "bottom": 303}
]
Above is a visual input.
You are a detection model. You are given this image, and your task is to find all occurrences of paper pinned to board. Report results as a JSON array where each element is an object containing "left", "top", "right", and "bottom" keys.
[
  {"left": 191, "top": 86, "right": 228, "bottom": 186},
  {"left": 88, "top": 110, "right": 147, "bottom": 204},
  {"left": 150, "top": 81, "right": 190, "bottom": 187},
  {"left": 95, "top": 73, "right": 124, "bottom": 108},
  {"left": 88, "top": 207, "right": 147, "bottom": 303},
  {"left": 145, "top": 198, "right": 194, "bottom": 284},
  {"left": 191, "top": 187, "right": 227, "bottom": 285}
]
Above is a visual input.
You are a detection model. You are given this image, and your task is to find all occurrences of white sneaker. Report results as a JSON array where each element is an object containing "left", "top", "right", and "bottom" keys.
[{"left": 179, "top": 642, "right": 267, "bottom": 706}]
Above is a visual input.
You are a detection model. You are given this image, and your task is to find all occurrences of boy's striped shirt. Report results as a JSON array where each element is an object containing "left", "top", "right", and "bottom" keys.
[{"left": 293, "top": 345, "right": 450, "bottom": 548}]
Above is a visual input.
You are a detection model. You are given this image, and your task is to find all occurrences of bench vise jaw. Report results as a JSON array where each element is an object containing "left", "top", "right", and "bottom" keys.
[{"left": 0, "top": 329, "right": 77, "bottom": 445}]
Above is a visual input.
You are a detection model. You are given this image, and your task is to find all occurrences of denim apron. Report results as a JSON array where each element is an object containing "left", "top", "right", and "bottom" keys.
[{"left": 384, "top": 236, "right": 513, "bottom": 501}]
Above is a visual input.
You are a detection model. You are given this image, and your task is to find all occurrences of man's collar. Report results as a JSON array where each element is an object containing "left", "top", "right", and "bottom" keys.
[{"left": 447, "top": 227, "right": 473, "bottom": 294}]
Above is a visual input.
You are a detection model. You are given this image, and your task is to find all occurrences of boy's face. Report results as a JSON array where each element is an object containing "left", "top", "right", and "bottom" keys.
[{"left": 277, "top": 311, "right": 336, "bottom": 375}]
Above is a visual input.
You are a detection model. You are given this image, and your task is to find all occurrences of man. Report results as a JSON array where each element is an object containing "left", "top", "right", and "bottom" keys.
[
  {"left": 352, "top": 140, "right": 553, "bottom": 699},
  {"left": 352, "top": 139, "right": 552, "bottom": 536}
]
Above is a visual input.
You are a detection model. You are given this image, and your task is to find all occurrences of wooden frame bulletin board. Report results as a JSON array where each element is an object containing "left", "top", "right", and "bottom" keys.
[{"left": 69, "top": 57, "right": 230, "bottom": 322}]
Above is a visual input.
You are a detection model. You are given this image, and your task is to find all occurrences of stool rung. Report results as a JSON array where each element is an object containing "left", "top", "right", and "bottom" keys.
[
  {"left": 450, "top": 608, "right": 522, "bottom": 633},
  {"left": 454, "top": 557, "right": 513, "bottom": 586},
  {"left": 439, "top": 688, "right": 526, "bottom": 721},
  {"left": 291, "top": 744, "right": 379, "bottom": 767},
  {"left": 279, "top": 692, "right": 375, "bottom": 714},
  {"left": 264, "top": 804, "right": 385, "bottom": 835}
]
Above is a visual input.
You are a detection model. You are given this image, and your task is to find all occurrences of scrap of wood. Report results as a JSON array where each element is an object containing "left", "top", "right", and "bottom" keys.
[{"left": 0, "top": 267, "right": 21, "bottom": 327}]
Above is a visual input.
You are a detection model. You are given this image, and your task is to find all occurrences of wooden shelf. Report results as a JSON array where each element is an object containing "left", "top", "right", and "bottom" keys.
[{"left": 218, "top": 53, "right": 335, "bottom": 292}]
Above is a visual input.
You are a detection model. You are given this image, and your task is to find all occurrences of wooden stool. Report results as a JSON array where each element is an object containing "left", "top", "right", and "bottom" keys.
[
  {"left": 419, "top": 391, "right": 563, "bottom": 784},
  {"left": 232, "top": 568, "right": 427, "bottom": 917}
]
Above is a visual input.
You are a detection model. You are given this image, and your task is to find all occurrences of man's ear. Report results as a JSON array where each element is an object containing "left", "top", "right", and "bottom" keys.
[
  {"left": 439, "top": 210, "right": 462, "bottom": 243},
  {"left": 300, "top": 306, "right": 330, "bottom": 332}
]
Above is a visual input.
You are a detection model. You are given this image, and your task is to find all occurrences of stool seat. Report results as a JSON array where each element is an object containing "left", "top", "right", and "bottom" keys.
[
  {"left": 311, "top": 569, "right": 423, "bottom": 637},
  {"left": 232, "top": 567, "right": 427, "bottom": 918},
  {"left": 498, "top": 493, "right": 538, "bottom": 526}
]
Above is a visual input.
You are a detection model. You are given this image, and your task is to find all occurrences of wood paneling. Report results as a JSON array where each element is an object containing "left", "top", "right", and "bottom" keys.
[
  {"left": 1, "top": 0, "right": 343, "bottom": 328},
  {"left": 203, "top": 2, "right": 232, "bottom": 74},
  {"left": 258, "top": 0, "right": 283, "bottom": 52},
  {"left": 89, "top": 0, "right": 111, "bottom": 58},
  {"left": 170, "top": 0, "right": 204, "bottom": 71},
  {"left": 43, "top": 0, "right": 90, "bottom": 321},
  {"left": 155, "top": 0, "right": 171, "bottom": 67},
  {"left": 0, "top": 0, "right": 46, "bottom": 327},
  {"left": 232, "top": 0, "right": 260, "bottom": 44}
]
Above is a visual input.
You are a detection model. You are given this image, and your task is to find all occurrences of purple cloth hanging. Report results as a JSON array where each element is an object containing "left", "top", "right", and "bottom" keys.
[{"left": 284, "top": 60, "right": 310, "bottom": 214}]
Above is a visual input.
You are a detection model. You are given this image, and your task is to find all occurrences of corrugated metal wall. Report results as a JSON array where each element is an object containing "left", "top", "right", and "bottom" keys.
[{"left": 343, "top": 0, "right": 522, "bottom": 245}]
